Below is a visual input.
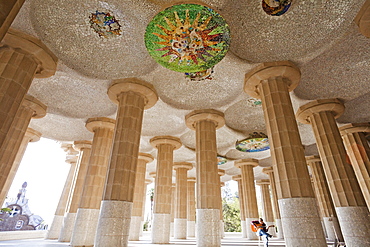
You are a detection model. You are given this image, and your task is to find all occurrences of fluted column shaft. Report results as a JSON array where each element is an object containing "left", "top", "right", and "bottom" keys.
[
  {"left": 0, "top": 128, "right": 40, "bottom": 206},
  {"left": 47, "top": 145, "right": 78, "bottom": 240},
  {"left": 297, "top": 99, "right": 370, "bottom": 246},
  {"left": 340, "top": 123, "right": 370, "bottom": 210},
  {"left": 0, "top": 95, "right": 46, "bottom": 198},
  {"left": 58, "top": 141, "right": 91, "bottom": 242},
  {"left": 174, "top": 163, "right": 192, "bottom": 239},
  {"left": 235, "top": 160, "right": 259, "bottom": 240},
  {"left": 187, "top": 178, "right": 196, "bottom": 237},
  {"left": 244, "top": 61, "right": 325, "bottom": 246},
  {"left": 262, "top": 167, "right": 283, "bottom": 239},
  {"left": 306, "top": 156, "right": 343, "bottom": 241},
  {"left": 129, "top": 153, "right": 153, "bottom": 241},
  {"left": 150, "top": 136, "right": 181, "bottom": 244},
  {"left": 70, "top": 118, "right": 115, "bottom": 247},
  {"left": 0, "top": 0, "right": 25, "bottom": 41},
  {"left": 256, "top": 180, "right": 274, "bottom": 223},
  {"left": 233, "top": 175, "right": 247, "bottom": 238},
  {"left": 0, "top": 30, "right": 56, "bottom": 151}
]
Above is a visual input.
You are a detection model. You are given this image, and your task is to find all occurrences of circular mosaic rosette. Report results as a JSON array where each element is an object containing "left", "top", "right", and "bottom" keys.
[
  {"left": 217, "top": 156, "right": 227, "bottom": 166},
  {"left": 262, "top": 0, "right": 292, "bottom": 16},
  {"left": 145, "top": 3, "right": 230, "bottom": 73},
  {"left": 236, "top": 138, "right": 270, "bottom": 152}
]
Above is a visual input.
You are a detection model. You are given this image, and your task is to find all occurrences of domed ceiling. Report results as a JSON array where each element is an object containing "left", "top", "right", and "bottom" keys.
[{"left": 7, "top": 0, "right": 370, "bottom": 182}]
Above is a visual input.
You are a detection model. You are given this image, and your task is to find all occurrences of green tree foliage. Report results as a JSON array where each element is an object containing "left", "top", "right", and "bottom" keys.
[{"left": 222, "top": 184, "right": 241, "bottom": 232}]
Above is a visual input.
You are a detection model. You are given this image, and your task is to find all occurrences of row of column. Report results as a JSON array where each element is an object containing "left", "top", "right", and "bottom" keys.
[{"left": 0, "top": 29, "right": 369, "bottom": 247}]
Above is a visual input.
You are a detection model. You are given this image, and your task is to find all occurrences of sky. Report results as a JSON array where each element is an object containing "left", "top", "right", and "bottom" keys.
[{"left": 5, "top": 138, "right": 70, "bottom": 226}]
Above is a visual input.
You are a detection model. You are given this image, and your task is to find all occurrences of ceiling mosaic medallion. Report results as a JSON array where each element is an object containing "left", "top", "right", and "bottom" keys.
[
  {"left": 217, "top": 156, "right": 228, "bottom": 166},
  {"left": 89, "top": 10, "right": 122, "bottom": 38},
  {"left": 236, "top": 132, "right": 270, "bottom": 152},
  {"left": 262, "top": 0, "right": 292, "bottom": 16},
  {"left": 145, "top": 4, "right": 230, "bottom": 73}
]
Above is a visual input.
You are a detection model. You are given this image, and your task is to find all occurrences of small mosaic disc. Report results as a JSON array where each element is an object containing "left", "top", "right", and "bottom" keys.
[
  {"left": 145, "top": 3, "right": 230, "bottom": 73},
  {"left": 262, "top": 0, "right": 292, "bottom": 16},
  {"left": 236, "top": 138, "right": 270, "bottom": 152},
  {"left": 217, "top": 156, "right": 227, "bottom": 166}
]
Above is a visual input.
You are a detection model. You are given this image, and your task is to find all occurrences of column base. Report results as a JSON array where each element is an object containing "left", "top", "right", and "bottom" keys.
[
  {"left": 151, "top": 213, "right": 171, "bottom": 244},
  {"left": 279, "top": 197, "right": 326, "bottom": 246},
  {"left": 70, "top": 208, "right": 100, "bottom": 247},
  {"left": 129, "top": 216, "right": 141, "bottom": 241},
  {"left": 58, "top": 213, "right": 76, "bottom": 242},
  {"left": 170, "top": 221, "right": 174, "bottom": 237},
  {"left": 174, "top": 218, "right": 187, "bottom": 239},
  {"left": 187, "top": 220, "right": 195, "bottom": 237},
  {"left": 241, "top": 220, "right": 247, "bottom": 238},
  {"left": 220, "top": 220, "right": 224, "bottom": 238},
  {"left": 322, "top": 217, "right": 340, "bottom": 241},
  {"left": 46, "top": 215, "right": 64, "bottom": 239},
  {"left": 94, "top": 201, "right": 132, "bottom": 247},
  {"left": 245, "top": 218, "right": 258, "bottom": 240},
  {"left": 196, "top": 209, "right": 221, "bottom": 247},
  {"left": 275, "top": 219, "right": 284, "bottom": 239},
  {"left": 266, "top": 221, "right": 276, "bottom": 237},
  {"left": 336, "top": 206, "right": 370, "bottom": 246}
]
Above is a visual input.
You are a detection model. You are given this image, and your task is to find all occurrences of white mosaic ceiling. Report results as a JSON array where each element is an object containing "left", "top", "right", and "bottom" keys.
[{"left": 8, "top": 0, "right": 370, "bottom": 182}]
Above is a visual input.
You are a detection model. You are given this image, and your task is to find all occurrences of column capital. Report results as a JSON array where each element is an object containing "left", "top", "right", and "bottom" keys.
[
  {"left": 262, "top": 167, "right": 273, "bottom": 175},
  {"left": 187, "top": 177, "right": 196, "bottom": 182},
  {"left": 218, "top": 169, "right": 225, "bottom": 176},
  {"left": 244, "top": 61, "right": 300, "bottom": 98},
  {"left": 234, "top": 158, "right": 259, "bottom": 168},
  {"left": 354, "top": 0, "right": 370, "bottom": 38},
  {"left": 138, "top": 153, "right": 154, "bottom": 163},
  {"left": 232, "top": 175, "right": 242, "bottom": 181},
  {"left": 339, "top": 123, "right": 370, "bottom": 135},
  {"left": 173, "top": 162, "right": 193, "bottom": 170},
  {"left": 23, "top": 95, "right": 47, "bottom": 119},
  {"left": 185, "top": 109, "right": 225, "bottom": 130},
  {"left": 145, "top": 178, "right": 153, "bottom": 184},
  {"left": 149, "top": 171, "right": 156, "bottom": 179},
  {"left": 107, "top": 78, "right": 158, "bottom": 109},
  {"left": 220, "top": 182, "right": 225, "bottom": 187},
  {"left": 25, "top": 128, "right": 41, "bottom": 142},
  {"left": 2, "top": 29, "right": 58, "bottom": 78},
  {"left": 73, "top": 140, "right": 92, "bottom": 151},
  {"left": 256, "top": 179, "right": 270, "bottom": 185},
  {"left": 85, "top": 117, "right": 115, "bottom": 132},
  {"left": 296, "top": 98, "right": 344, "bottom": 124},
  {"left": 306, "top": 155, "right": 321, "bottom": 163},
  {"left": 150, "top": 135, "right": 182, "bottom": 150}
]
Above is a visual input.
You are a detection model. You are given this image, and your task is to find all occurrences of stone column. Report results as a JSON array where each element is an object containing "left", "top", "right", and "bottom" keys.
[
  {"left": 256, "top": 179, "right": 276, "bottom": 237},
  {"left": 354, "top": 0, "right": 370, "bottom": 38},
  {"left": 185, "top": 109, "right": 224, "bottom": 247},
  {"left": 218, "top": 170, "right": 225, "bottom": 238},
  {"left": 129, "top": 153, "right": 153, "bottom": 241},
  {"left": 339, "top": 123, "right": 370, "bottom": 210},
  {"left": 0, "top": 95, "right": 46, "bottom": 200},
  {"left": 187, "top": 177, "right": 196, "bottom": 238},
  {"left": 306, "top": 156, "right": 343, "bottom": 242},
  {"left": 141, "top": 179, "right": 152, "bottom": 236},
  {"left": 262, "top": 167, "right": 283, "bottom": 239},
  {"left": 58, "top": 141, "right": 92, "bottom": 242},
  {"left": 0, "top": 1, "right": 26, "bottom": 41},
  {"left": 70, "top": 117, "right": 115, "bottom": 247},
  {"left": 94, "top": 78, "right": 158, "bottom": 247},
  {"left": 234, "top": 159, "right": 259, "bottom": 240},
  {"left": 170, "top": 183, "right": 175, "bottom": 238},
  {"left": 245, "top": 61, "right": 326, "bottom": 246},
  {"left": 0, "top": 128, "right": 40, "bottom": 206},
  {"left": 297, "top": 99, "right": 370, "bottom": 246},
  {"left": 232, "top": 175, "right": 247, "bottom": 238},
  {"left": 0, "top": 29, "right": 56, "bottom": 151},
  {"left": 47, "top": 144, "right": 78, "bottom": 239},
  {"left": 173, "top": 162, "right": 192, "bottom": 239},
  {"left": 150, "top": 136, "right": 181, "bottom": 244}
]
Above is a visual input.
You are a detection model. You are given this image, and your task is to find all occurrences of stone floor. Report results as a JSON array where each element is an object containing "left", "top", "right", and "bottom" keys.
[{"left": 0, "top": 232, "right": 338, "bottom": 247}]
